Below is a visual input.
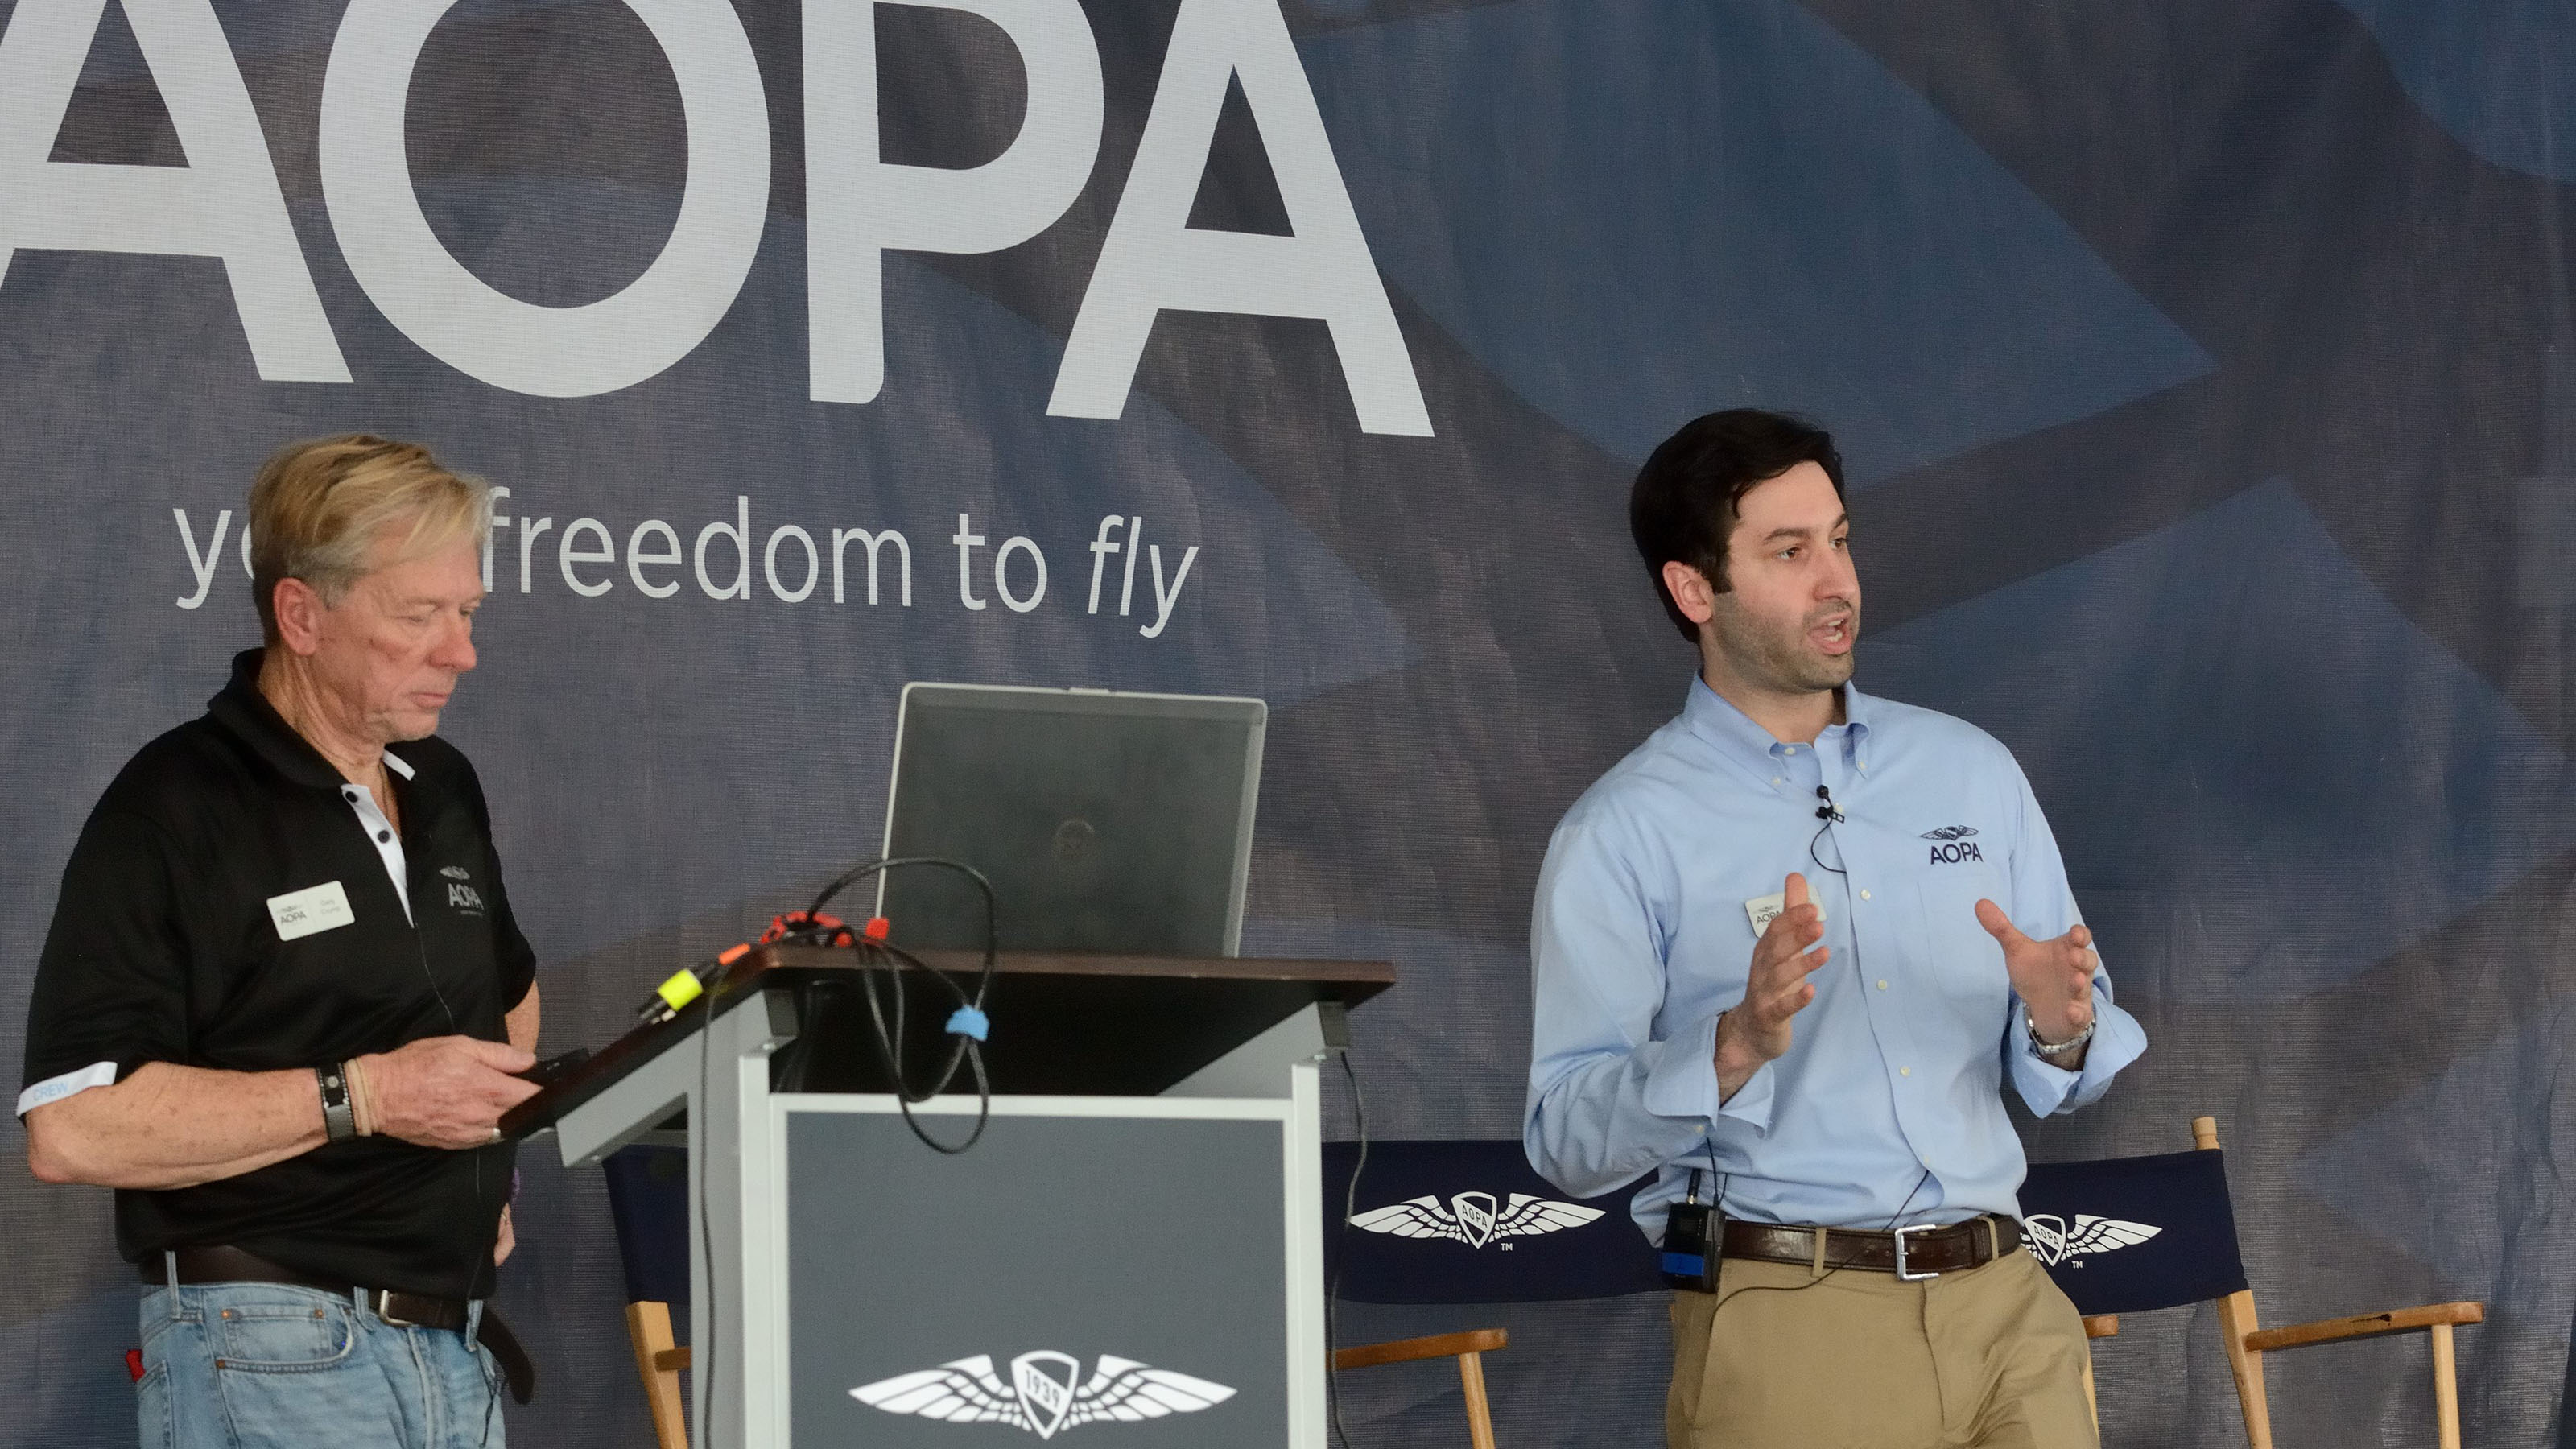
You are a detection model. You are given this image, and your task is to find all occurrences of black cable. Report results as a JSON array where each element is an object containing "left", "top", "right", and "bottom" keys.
[
  {"left": 1808, "top": 786, "right": 1848, "bottom": 879},
  {"left": 696, "top": 993, "right": 718, "bottom": 1448},
  {"left": 397, "top": 855, "right": 497, "bottom": 1443},
  {"left": 801, "top": 855, "right": 1001, "bottom": 1154},
  {"left": 1327, "top": 1050, "right": 1368, "bottom": 1449},
  {"left": 668, "top": 853, "right": 1003, "bottom": 1440},
  {"left": 847, "top": 936, "right": 992, "bottom": 1154}
]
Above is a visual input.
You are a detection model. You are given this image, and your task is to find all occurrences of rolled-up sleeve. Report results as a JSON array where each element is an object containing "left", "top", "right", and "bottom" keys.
[
  {"left": 1997, "top": 758, "right": 2147, "bottom": 1116},
  {"left": 1525, "top": 817, "right": 1744, "bottom": 1199},
  {"left": 2009, "top": 973, "right": 2147, "bottom": 1115},
  {"left": 21, "top": 810, "right": 195, "bottom": 1110}
]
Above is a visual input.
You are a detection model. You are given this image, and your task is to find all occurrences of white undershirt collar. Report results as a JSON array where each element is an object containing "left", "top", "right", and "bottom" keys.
[{"left": 337, "top": 748, "right": 415, "bottom": 922}]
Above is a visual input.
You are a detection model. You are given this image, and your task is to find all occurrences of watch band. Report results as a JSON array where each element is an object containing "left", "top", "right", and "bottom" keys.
[
  {"left": 316, "top": 1063, "right": 357, "bottom": 1142},
  {"left": 2025, "top": 1009, "right": 2094, "bottom": 1059}
]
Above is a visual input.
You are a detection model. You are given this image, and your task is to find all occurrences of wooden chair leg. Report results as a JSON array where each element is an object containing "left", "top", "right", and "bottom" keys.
[
  {"left": 1456, "top": 1349, "right": 1496, "bottom": 1449},
  {"left": 625, "top": 1301, "right": 689, "bottom": 1449},
  {"left": 2215, "top": 1288, "right": 2272, "bottom": 1449},
  {"left": 2194, "top": 1120, "right": 2273, "bottom": 1449},
  {"left": 2431, "top": 1322, "right": 2461, "bottom": 1449}
]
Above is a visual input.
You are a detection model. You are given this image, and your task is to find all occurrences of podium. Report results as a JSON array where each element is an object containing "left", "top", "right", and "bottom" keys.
[{"left": 503, "top": 945, "right": 1393, "bottom": 1449}]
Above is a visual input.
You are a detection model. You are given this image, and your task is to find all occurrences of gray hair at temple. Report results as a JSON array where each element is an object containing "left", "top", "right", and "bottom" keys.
[{"left": 246, "top": 434, "right": 490, "bottom": 645}]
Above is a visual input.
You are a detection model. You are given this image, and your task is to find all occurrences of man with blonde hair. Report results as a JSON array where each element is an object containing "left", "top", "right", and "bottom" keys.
[{"left": 19, "top": 435, "right": 544, "bottom": 1447}]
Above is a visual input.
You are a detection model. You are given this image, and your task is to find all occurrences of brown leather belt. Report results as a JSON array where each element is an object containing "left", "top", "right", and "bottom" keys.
[
  {"left": 1720, "top": 1215, "right": 2023, "bottom": 1279},
  {"left": 144, "top": 1245, "right": 535, "bottom": 1403}
]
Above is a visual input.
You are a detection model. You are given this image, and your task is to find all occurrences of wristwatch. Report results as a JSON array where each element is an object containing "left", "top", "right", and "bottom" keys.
[
  {"left": 316, "top": 1063, "right": 357, "bottom": 1142},
  {"left": 2025, "top": 1009, "right": 2094, "bottom": 1059}
]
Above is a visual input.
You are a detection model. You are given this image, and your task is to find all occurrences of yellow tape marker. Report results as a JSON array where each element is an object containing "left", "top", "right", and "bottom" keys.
[{"left": 655, "top": 969, "right": 704, "bottom": 1012}]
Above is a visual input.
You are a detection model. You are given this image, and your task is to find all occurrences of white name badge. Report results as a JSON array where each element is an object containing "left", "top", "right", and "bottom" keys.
[
  {"left": 1744, "top": 892, "right": 1824, "bottom": 934},
  {"left": 267, "top": 881, "right": 355, "bottom": 941}
]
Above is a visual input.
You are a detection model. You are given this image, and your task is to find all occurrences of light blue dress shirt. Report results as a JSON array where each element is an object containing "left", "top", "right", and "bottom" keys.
[{"left": 1525, "top": 678, "right": 2145, "bottom": 1240}]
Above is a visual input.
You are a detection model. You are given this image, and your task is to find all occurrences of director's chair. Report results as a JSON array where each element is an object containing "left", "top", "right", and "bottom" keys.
[
  {"left": 601, "top": 1144, "right": 692, "bottom": 1449},
  {"left": 1325, "top": 1140, "right": 1666, "bottom": 1448},
  {"left": 2023, "top": 1115, "right": 2483, "bottom": 1448}
]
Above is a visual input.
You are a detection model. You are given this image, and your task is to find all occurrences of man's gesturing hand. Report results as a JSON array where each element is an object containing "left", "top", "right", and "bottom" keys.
[
  {"left": 357, "top": 1037, "right": 539, "bottom": 1150},
  {"left": 1974, "top": 901, "right": 2098, "bottom": 1047},
  {"left": 1714, "top": 873, "right": 1832, "bottom": 1101}
]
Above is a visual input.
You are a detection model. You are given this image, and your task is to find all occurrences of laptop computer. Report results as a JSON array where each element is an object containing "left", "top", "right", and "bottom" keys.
[{"left": 874, "top": 683, "right": 1268, "bottom": 957}]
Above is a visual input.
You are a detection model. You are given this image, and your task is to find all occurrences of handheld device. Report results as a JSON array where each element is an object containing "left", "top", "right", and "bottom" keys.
[{"left": 515, "top": 1047, "right": 592, "bottom": 1089}]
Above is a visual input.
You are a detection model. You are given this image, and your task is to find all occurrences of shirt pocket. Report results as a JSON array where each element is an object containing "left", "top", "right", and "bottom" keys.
[{"left": 1912, "top": 859, "right": 2013, "bottom": 1024}]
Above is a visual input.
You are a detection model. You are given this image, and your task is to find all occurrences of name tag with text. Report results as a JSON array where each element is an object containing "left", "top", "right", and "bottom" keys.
[
  {"left": 1744, "top": 892, "right": 1824, "bottom": 934},
  {"left": 267, "top": 881, "right": 354, "bottom": 941}
]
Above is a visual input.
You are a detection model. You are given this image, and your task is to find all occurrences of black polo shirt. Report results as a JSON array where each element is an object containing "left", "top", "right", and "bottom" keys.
[{"left": 20, "top": 649, "right": 535, "bottom": 1298}]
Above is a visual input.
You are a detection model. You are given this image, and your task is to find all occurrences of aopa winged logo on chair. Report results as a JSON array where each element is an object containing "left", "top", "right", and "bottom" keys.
[
  {"left": 852, "top": 1351, "right": 1236, "bottom": 1439},
  {"left": 2022, "top": 1214, "right": 2161, "bottom": 1267},
  {"left": 1350, "top": 1191, "right": 1605, "bottom": 1248}
]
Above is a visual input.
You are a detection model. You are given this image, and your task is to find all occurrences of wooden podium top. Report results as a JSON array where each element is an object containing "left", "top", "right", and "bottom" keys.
[{"left": 500, "top": 943, "right": 1394, "bottom": 1138}]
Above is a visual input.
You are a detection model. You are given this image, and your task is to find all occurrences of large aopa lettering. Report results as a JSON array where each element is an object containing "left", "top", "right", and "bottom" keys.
[{"left": 0, "top": 0, "right": 1433, "bottom": 435}]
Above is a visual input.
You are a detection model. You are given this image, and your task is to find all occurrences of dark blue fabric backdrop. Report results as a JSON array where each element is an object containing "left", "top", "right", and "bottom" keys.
[{"left": 2, "top": 1, "right": 2571, "bottom": 1445}]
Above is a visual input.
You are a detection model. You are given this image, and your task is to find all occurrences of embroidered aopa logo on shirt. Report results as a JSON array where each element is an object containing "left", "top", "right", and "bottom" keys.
[
  {"left": 1920, "top": 825, "right": 1984, "bottom": 864},
  {"left": 438, "top": 866, "right": 486, "bottom": 913}
]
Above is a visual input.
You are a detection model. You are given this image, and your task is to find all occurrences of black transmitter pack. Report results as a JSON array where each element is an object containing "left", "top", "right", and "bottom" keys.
[{"left": 1660, "top": 1169, "right": 1724, "bottom": 1293}]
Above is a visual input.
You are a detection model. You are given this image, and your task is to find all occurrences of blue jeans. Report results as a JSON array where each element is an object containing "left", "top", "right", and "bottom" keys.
[{"left": 138, "top": 1273, "right": 506, "bottom": 1449}]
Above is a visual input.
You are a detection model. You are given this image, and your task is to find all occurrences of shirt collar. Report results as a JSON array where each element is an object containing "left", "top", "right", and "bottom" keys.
[
  {"left": 1681, "top": 674, "right": 1875, "bottom": 766},
  {"left": 206, "top": 647, "right": 415, "bottom": 791}
]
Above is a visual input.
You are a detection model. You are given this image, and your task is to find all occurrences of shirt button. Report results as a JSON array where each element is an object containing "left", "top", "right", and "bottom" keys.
[
  {"left": 1860, "top": 889, "right": 1872, "bottom": 901},
  {"left": 1900, "top": 1066, "right": 1913, "bottom": 1077},
  {"left": 1877, "top": 980, "right": 1889, "bottom": 991},
  {"left": 1772, "top": 776, "right": 1784, "bottom": 785},
  {"left": 378, "top": 831, "right": 391, "bottom": 843}
]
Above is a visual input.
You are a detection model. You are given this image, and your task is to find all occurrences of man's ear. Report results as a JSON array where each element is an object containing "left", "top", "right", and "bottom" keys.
[
  {"left": 1660, "top": 559, "right": 1719, "bottom": 626},
  {"left": 270, "top": 577, "right": 328, "bottom": 657}
]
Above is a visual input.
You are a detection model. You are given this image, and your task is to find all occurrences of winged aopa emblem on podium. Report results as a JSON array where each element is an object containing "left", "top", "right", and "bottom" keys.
[
  {"left": 1348, "top": 1191, "right": 1604, "bottom": 1248},
  {"left": 850, "top": 1351, "right": 1236, "bottom": 1439},
  {"left": 2022, "top": 1213, "right": 2162, "bottom": 1266}
]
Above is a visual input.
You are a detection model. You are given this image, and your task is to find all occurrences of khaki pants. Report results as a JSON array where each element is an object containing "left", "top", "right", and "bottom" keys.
[{"left": 1667, "top": 1246, "right": 2096, "bottom": 1449}]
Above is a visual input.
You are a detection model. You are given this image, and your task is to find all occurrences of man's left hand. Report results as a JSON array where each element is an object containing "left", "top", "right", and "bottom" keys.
[{"left": 1973, "top": 901, "right": 2097, "bottom": 1044}]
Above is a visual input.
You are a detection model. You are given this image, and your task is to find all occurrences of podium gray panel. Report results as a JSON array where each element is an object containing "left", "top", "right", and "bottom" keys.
[
  {"left": 528, "top": 984, "right": 1344, "bottom": 1449},
  {"left": 784, "top": 1109, "right": 1288, "bottom": 1447}
]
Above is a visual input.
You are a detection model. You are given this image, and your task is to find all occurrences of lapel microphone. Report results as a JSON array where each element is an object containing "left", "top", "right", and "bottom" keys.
[{"left": 1815, "top": 786, "right": 1844, "bottom": 823}]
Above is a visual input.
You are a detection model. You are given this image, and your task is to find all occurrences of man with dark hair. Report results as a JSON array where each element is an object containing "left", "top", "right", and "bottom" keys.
[{"left": 1525, "top": 409, "right": 2145, "bottom": 1448}]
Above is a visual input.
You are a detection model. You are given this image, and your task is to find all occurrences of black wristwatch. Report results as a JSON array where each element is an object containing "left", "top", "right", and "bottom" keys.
[{"left": 316, "top": 1063, "right": 356, "bottom": 1142}]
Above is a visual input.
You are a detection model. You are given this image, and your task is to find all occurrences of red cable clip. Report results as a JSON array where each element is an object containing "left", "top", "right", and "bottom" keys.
[{"left": 863, "top": 916, "right": 892, "bottom": 942}]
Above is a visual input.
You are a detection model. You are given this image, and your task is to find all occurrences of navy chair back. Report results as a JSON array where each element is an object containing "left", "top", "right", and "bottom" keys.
[
  {"left": 2019, "top": 1148, "right": 2251, "bottom": 1316},
  {"left": 601, "top": 1143, "right": 691, "bottom": 1319},
  {"left": 1323, "top": 1139, "right": 1661, "bottom": 1304}
]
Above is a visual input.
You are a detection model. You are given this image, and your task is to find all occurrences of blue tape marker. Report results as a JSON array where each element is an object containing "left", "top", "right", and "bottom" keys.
[
  {"left": 1661, "top": 1252, "right": 1707, "bottom": 1278},
  {"left": 945, "top": 1006, "right": 990, "bottom": 1042}
]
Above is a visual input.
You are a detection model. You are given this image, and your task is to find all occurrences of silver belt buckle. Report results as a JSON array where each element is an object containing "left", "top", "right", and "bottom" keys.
[
  {"left": 371, "top": 1290, "right": 419, "bottom": 1328},
  {"left": 1893, "top": 1223, "right": 1942, "bottom": 1282}
]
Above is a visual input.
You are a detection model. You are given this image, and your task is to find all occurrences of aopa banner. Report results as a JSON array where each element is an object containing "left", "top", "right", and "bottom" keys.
[{"left": 4, "top": 2, "right": 2574, "bottom": 1446}]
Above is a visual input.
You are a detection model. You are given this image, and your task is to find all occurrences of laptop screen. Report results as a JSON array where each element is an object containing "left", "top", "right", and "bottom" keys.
[{"left": 876, "top": 683, "right": 1267, "bottom": 957}]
